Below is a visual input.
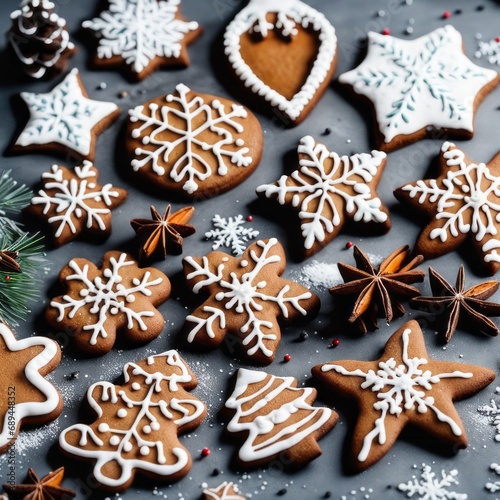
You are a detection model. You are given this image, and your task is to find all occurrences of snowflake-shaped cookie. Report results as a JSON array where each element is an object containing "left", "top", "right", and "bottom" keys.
[
  {"left": 257, "top": 136, "right": 390, "bottom": 258},
  {"left": 205, "top": 214, "right": 259, "bottom": 256},
  {"left": 26, "top": 162, "right": 127, "bottom": 247},
  {"left": 398, "top": 464, "right": 467, "bottom": 500},
  {"left": 127, "top": 83, "right": 262, "bottom": 198},
  {"left": 395, "top": 142, "right": 500, "bottom": 275},
  {"left": 46, "top": 251, "right": 171, "bottom": 356},
  {"left": 183, "top": 238, "right": 319, "bottom": 365},
  {"left": 82, "top": 0, "right": 201, "bottom": 81},
  {"left": 339, "top": 25, "right": 499, "bottom": 151},
  {"left": 312, "top": 319, "right": 495, "bottom": 471}
]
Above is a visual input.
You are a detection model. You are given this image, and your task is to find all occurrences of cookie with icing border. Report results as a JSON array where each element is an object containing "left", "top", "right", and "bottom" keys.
[
  {"left": 25, "top": 161, "right": 128, "bottom": 247},
  {"left": 202, "top": 482, "right": 246, "bottom": 500},
  {"left": 338, "top": 25, "right": 499, "bottom": 152},
  {"left": 223, "top": 0, "right": 337, "bottom": 126},
  {"left": 394, "top": 142, "right": 500, "bottom": 275},
  {"left": 222, "top": 368, "right": 337, "bottom": 469},
  {"left": 127, "top": 83, "right": 263, "bottom": 200},
  {"left": 46, "top": 251, "right": 171, "bottom": 356},
  {"left": 256, "top": 136, "right": 390, "bottom": 259},
  {"left": 59, "top": 350, "right": 206, "bottom": 491},
  {"left": 12, "top": 68, "right": 120, "bottom": 161},
  {"left": 312, "top": 320, "right": 495, "bottom": 471},
  {"left": 0, "top": 322, "right": 63, "bottom": 455},
  {"left": 82, "top": 0, "right": 202, "bottom": 81}
]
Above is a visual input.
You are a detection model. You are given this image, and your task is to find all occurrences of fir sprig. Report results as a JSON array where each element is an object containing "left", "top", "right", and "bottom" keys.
[{"left": 0, "top": 169, "right": 32, "bottom": 218}]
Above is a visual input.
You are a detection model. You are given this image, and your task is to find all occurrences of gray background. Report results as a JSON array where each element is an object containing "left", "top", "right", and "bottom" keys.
[{"left": 0, "top": 0, "right": 500, "bottom": 498}]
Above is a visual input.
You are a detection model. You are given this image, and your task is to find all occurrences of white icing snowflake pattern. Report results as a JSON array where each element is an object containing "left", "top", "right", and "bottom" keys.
[
  {"left": 257, "top": 135, "right": 387, "bottom": 251},
  {"left": 205, "top": 214, "right": 259, "bottom": 256},
  {"left": 401, "top": 142, "right": 500, "bottom": 266},
  {"left": 478, "top": 387, "right": 500, "bottom": 443},
  {"left": 475, "top": 38, "right": 500, "bottom": 67},
  {"left": 50, "top": 252, "right": 163, "bottom": 346},
  {"left": 129, "top": 83, "right": 253, "bottom": 194},
  {"left": 15, "top": 69, "right": 119, "bottom": 157},
  {"left": 339, "top": 25, "right": 498, "bottom": 144},
  {"left": 31, "top": 162, "right": 123, "bottom": 239},
  {"left": 321, "top": 328, "right": 472, "bottom": 462},
  {"left": 82, "top": 0, "right": 199, "bottom": 75},
  {"left": 486, "top": 463, "right": 500, "bottom": 494},
  {"left": 398, "top": 464, "right": 468, "bottom": 500}
]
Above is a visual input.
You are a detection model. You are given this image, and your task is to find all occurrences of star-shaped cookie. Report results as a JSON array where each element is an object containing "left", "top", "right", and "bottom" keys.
[
  {"left": 256, "top": 136, "right": 390, "bottom": 259},
  {"left": 183, "top": 238, "right": 320, "bottom": 365},
  {"left": 312, "top": 320, "right": 495, "bottom": 471},
  {"left": 0, "top": 323, "right": 62, "bottom": 454},
  {"left": 395, "top": 142, "right": 500, "bottom": 275},
  {"left": 339, "top": 25, "right": 499, "bottom": 152},
  {"left": 13, "top": 68, "right": 120, "bottom": 161}
]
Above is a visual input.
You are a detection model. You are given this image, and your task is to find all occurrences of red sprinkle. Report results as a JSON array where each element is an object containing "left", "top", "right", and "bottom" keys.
[
  {"left": 246, "top": 215, "right": 253, "bottom": 222},
  {"left": 442, "top": 10, "right": 451, "bottom": 19},
  {"left": 4, "top": 276, "right": 11, "bottom": 282},
  {"left": 331, "top": 338, "right": 340, "bottom": 348},
  {"left": 495, "top": 37, "right": 500, "bottom": 43},
  {"left": 201, "top": 447, "right": 211, "bottom": 457},
  {"left": 345, "top": 241, "right": 354, "bottom": 249},
  {"left": 381, "top": 27, "right": 390, "bottom": 35},
  {"left": 283, "top": 354, "right": 292, "bottom": 362}
]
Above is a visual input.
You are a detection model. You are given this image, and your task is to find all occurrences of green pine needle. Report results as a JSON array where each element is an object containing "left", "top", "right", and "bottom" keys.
[{"left": 0, "top": 170, "right": 32, "bottom": 217}]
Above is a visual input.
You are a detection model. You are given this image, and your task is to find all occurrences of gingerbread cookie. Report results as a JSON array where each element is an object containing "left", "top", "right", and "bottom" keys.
[
  {"left": 8, "top": 0, "right": 76, "bottom": 80},
  {"left": 46, "top": 251, "right": 170, "bottom": 356},
  {"left": 59, "top": 350, "right": 206, "bottom": 491},
  {"left": 312, "top": 320, "right": 496, "bottom": 471},
  {"left": 256, "top": 136, "right": 390, "bottom": 258},
  {"left": 223, "top": 368, "right": 337, "bottom": 469},
  {"left": 127, "top": 84, "right": 263, "bottom": 199},
  {"left": 223, "top": 0, "right": 337, "bottom": 125},
  {"left": 25, "top": 162, "right": 127, "bottom": 247},
  {"left": 0, "top": 322, "right": 63, "bottom": 455},
  {"left": 183, "top": 238, "right": 319, "bottom": 365},
  {"left": 394, "top": 142, "right": 500, "bottom": 275},
  {"left": 202, "top": 482, "right": 246, "bottom": 500},
  {"left": 338, "top": 25, "right": 499, "bottom": 152},
  {"left": 12, "top": 69, "right": 120, "bottom": 161},
  {"left": 82, "top": 0, "right": 201, "bottom": 81}
]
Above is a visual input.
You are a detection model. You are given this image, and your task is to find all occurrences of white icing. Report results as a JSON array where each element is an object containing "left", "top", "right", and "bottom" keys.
[
  {"left": 0, "top": 323, "right": 61, "bottom": 450},
  {"left": 321, "top": 327, "right": 473, "bottom": 462},
  {"left": 30, "top": 162, "right": 123, "bottom": 238},
  {"left": 9, "top": 0, "right": 74, "bottom": 79},
  {"left": 223, "top": 0, "right": 337, "bottom": 122},
  {"left": 184, "top": 238, "right": 314, "bottom": 359},
  {"left": 339, "top": 26, "right": 498, "bottom": 144},
  {"left": 205, "top": 214, "right": 259, "bottom": 256},
  {"left": 225, "top": 368, "right": 333, "bottom": 462},
  {"left": 59, "top": 350, "right": 205, "bottom": 488},
  {"left": 50, "top": 252, "right": 163, "bottom": 347},
  {"left": 203, "top": 481, "right": 244, "bottom": 500},
  {"left": 129, "top": 83, "right": 253, "bottom": 194},
  {"left": 401, "top": 142, "right": 500, "bottom": 265},
  {"left": 82, "top": 0, "right": 199, "bottom": 75},
  {"left": 257, "top": 136, "right": 387, "bottom": 250},
  {"left": 15, "top": 69, "right": 119, "bottom": 157}
]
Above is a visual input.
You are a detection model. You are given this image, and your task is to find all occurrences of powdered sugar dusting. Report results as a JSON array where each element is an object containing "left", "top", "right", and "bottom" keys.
[{"left": 297, "top": 260, "right": 343, "bottom": 289}]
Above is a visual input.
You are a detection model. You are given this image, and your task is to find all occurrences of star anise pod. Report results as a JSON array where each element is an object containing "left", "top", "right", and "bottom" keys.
[
  {"left": 131, "top": 205, "right": 195, "bottom": 264},
  {"left": 3, "top": 467, "right": 76, "bottom": 500},
  {"left": 330, "top": 245, "right": 425, "bottom": 334},
  {"left": 0, "top": 250, "right": 21, "bottom": 273},
  {"left": 410, "top": 265, "right": 500, "bottom": 342}
]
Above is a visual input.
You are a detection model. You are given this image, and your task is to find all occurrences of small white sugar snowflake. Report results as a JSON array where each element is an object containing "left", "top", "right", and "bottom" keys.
[
  {"left": 478, "top": 387, "right": 500, "bottom": 442},
  {"left": 486, "top": 463, "right": 500, "bottom": 493},
  {"left": 205, "top": 214, "right": 259, "bottom": 256},
  {"left": 398, "top": 464, "right": 467, "bottom": 499},
  {"left": 475, "top": 39, "right": 500, "bottom": 66}
]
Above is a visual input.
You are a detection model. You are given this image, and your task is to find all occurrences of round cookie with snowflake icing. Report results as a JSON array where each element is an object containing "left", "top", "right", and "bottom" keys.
[{"left": 126, "top": 84, "right": 263, "bottom": 200}]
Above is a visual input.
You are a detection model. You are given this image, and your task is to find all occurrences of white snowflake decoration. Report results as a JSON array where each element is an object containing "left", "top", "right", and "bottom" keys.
[
  {"left": 486, "top": 463, "right": 500, "bottom": 493},
  {"left": 401, "top": 142, "right": 500, "bottom": 266},
  {"left": 257, "top": 135, "right": 387, "bottom": 251},
  {"left": 129, "top": 83, "right": 253, "bottom": 194},
  {"left": 205, "top": 214, "right": 259, "bottom": 256},
  {"left": 31, "top": 162, "right": 122, "bottom": 238},
  {"left": 339, "top": 25, "right": 498, "bottom": 144},
  {"left": 398, "top": 464, "right": 468, "bottom": 500},
  {"left": 51, "top": 252, "right": 163, "bottom": 346},
  {"left": 15, "top": 69, "right": 119, "bottom": 157},
  {"left": 478, "top": 387, "right": 500, "bottom": 442},
  {"left": 82, "top": 0, "right": 199, "bottom": 75},
  {"left": 475, "top": 39, "right": 500, "bottom": 67},
  {"left": 321, "top": 328, "right": 472, "bottom": 462}
]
